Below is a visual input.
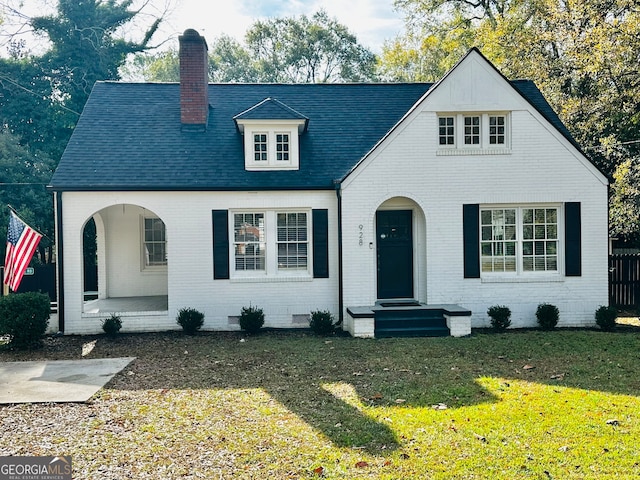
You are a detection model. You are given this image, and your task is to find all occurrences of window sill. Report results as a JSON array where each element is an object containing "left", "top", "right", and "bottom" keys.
[
  {"left": 245, "top": 164, "right": 299, "bottom": 171},
  {"left": 437, "top": 148, "right": 511, "bottom": 156},
  {"left": 481, "top": 274, "right": 564, "bottom": 284},
  {"left": 230, "top": 274, "right": 313, "bottom": 283}
]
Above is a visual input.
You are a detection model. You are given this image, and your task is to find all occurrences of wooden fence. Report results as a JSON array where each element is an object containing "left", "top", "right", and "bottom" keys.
[{"left": 609, "top": 254, "right": 640, "bottom": 310}]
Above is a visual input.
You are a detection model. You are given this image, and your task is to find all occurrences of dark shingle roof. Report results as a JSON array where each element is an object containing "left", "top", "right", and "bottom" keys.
[
  {"left": 50, "top": 82, "right": 432, "bottom": 191},
  {"left": 49, "top": 79, "right": 583, "bottom": 191}
]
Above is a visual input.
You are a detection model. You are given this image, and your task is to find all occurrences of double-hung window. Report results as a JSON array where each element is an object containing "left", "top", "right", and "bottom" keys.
[
  {"left": 481, "top": 206, "right": 559, "bottom": 274},
  {"left": 232, "top": 210, "right": 309, "bottom": 276},
  {"left": 234, "top": 213, "right": 265, "bottom": 271},
  {"left": 143, "top": 217, "right": 167, "bottom": 268},
  {"left": 277, "top": 212, "right": 308, "bottom": 270}
]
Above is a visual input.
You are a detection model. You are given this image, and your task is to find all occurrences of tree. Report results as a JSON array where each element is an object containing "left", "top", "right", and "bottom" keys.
[
  {"left": 610, "top": 157, "right": 640, "bottom": 244},
  {"left": 245, "top": 10, "right": 376, "bottom": 83},
  {"left": 0, "top": 0, "right": 165, "bottom": 262},
  {"left": 30, "top": 0, "right": 161, "bottom": 120},
  {"left": 0, "top": 130, "right": 55, "bottom": 263},
  {"left": 122, "top": 10, "right": 377, "bottom": 84},
  {"left": 386, "top": 0, "right": 640, "bottom": 240}
]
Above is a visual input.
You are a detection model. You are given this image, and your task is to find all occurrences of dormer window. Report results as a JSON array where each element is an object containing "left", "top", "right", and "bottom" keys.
[
  {"left": 276, "top": 133, "right": 290, "bottom": 161},
  {"left": 254, "top": 133, "right": 268, "bottom": 161},
  {"left": 234, "top": 97, "right": 308, "bottom": 171}
]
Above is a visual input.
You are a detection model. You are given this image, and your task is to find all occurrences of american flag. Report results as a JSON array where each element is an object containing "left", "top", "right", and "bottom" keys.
[{"left": 4, "top": 211, "right": 42, "bottom": 292}]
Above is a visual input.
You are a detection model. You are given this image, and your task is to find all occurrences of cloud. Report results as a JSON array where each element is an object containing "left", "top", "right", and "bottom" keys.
[{"left": 164, "top": 0, "right": 404, "bottom": 52}]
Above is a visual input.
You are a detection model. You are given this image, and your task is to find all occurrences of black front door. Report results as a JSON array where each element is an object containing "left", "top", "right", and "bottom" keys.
[{"left": 376, "top": 210, "right": 413, "bottom": 299}]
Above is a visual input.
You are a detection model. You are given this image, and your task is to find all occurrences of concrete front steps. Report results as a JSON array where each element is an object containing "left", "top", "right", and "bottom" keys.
[{"left": 345, "top": 300, "right": 472, "bottom": 338}]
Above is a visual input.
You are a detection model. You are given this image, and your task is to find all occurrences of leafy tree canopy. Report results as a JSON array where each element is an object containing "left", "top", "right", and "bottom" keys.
[
  {"left": 0, "top": 130, "right": 55, "bottom": 263},
  {"left": 384, "top": 0, "right": 640, "bottom": 241},
  {"left": 123, "top": 10, "right": 377, "bottom": 83}
]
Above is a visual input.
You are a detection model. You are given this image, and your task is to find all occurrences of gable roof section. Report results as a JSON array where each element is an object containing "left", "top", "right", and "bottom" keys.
[
  {"left": 340, "top": 48, "right": 598, "bottom": 183},
  {"left": 49, "top": 82, "right": 431, "bottom": 191},
  {"left": 233, "top": 97, "right": 308, "bottom": 121},
  {"left": 234, "top": 97, "right": 309, "bottom": 134}
]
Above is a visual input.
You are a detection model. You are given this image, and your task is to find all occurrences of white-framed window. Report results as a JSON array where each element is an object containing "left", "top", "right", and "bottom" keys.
[
  {"left": 489, "top": 115, "right": 506, "bottom": 145},
  {"left": 142, "top": 217, "right": 167, "bottom": 268},
  {"left": 438, "top": 116, "right": 455, "bottom": 146},
  {"left": 253, "top": 133, "right": 268, "bottom": 162},
  {"left": 238, "top": 122, "right": 301, "bottom": 170},
  {"left": 480, "top": 206, "right": 559, "bottom": 274},
  {"left": 275, "top": 133, "right": 290, "bottom": 162},
  {"left": 232, "top": 210, "right": 310, "bottom": 277},
  {"left": 234, "top": 213, "right": 265, "bottom": 271},
  {"left": 277, "top": 212, "right": 308, "bottom": 270},
  {"left": 464, "top": 115, "right": 481, "bottom": 145},
  {"left": 437, "top": 113, "right": 510, "bottom": 152}
]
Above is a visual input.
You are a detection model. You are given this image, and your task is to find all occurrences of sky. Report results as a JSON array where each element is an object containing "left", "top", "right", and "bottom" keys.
[
  {"left": 0, "top": 0, "right": 407, "bottom": 57},
  {"left": 145, "top": 0, "right": 406, "bottom": 53}
]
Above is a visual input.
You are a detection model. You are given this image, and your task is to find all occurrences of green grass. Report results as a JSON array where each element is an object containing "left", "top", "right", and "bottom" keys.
[{"left": 2, "top": 328, "right": 640, "bottom": 478}]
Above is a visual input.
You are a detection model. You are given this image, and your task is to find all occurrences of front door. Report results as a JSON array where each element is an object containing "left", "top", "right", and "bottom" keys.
[{"left": 376, "top": 210, "right": 413, "bottom": 299}]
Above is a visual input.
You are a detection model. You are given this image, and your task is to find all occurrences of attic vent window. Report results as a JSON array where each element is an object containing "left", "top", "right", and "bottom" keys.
[{"left": 437, "top": 113, "right": 511, "bottom": 155}]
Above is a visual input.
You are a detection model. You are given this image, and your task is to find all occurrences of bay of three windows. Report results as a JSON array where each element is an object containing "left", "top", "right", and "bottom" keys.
[{"left": 439, "top": 113, "right": 508, "bottom": 149}]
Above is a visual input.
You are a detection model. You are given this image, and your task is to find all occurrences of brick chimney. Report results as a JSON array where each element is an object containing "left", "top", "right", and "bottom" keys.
[{"left": 179, "top": 29, "right": 209, "bottom": 128}]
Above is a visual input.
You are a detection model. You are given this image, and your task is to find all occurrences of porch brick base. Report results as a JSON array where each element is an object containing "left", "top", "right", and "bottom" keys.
[
  {"left": 445, "top": 313, "right": 471, "bottom": 337},
  {"left": 344, "top": 308, "right": 375, "bottom": 338}
]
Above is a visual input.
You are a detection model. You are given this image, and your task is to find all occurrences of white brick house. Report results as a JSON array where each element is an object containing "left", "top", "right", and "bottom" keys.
[{"left": 48, "top": 30, "right": 608, "bottom": 336}]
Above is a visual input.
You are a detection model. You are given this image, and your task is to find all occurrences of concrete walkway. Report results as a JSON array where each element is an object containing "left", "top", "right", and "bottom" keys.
[{"left": 0, "top": 357, "right": 135, "bottom": 404}]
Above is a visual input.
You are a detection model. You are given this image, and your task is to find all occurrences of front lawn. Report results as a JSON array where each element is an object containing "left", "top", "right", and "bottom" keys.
[{"left": 1, "top": 328, "right": 639, "bottom": 479}]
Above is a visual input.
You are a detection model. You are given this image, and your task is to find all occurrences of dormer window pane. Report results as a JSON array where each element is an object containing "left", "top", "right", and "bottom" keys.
[
  {"left": 276, "top": 133, "right": 290, "bottom": 161},
  {"left": 254, "top": 134, "right": 268, "bottom": 161}
]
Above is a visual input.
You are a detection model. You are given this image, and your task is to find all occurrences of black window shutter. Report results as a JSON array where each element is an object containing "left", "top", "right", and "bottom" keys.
[
  {"left": 565, "top": 202, "right": 581, "bottom": 276},
  {"left": 212, "top": 210, "right": 230, "bottom": 280},
  {"left": 312, "top": 209, "right": 329, "bottom": 278},
  {"left": 463, "top": 204, "right": 480, "bottom": 278}
]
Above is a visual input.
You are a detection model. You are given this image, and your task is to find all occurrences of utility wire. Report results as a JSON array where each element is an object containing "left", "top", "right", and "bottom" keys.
[{"left": 0, "top": 73, "right": 81, "bottom": 116}]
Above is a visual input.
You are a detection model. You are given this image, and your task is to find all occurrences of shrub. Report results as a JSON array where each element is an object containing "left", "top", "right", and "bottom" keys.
[
  {"left": 102, "top": 314, "right": 122, "bottom": 336},
  {"left": 309, "top": 310, "right": 336, "bottom": 335},
  {"left": 536, "top": 303, "right": 559, "bottom": 330},
  {"left": 177, "top": 307, "right": 205, "bottom": 335},
  {"left": 487, "top": 305, "right": 511, "bottom": 332},
  {"left": 239, "top": 305, "right": 264, "bottom": 334},
  {"left": 0, "top": 292, "right": 50, "bottom": 349},
  {"left": 595, "top": 305, "right": 617, "bottom": 332}
]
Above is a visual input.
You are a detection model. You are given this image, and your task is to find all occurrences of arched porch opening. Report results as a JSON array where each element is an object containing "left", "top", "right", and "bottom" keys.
[{"left": 81, "top": 204, "right": 168, "bottom": 315}]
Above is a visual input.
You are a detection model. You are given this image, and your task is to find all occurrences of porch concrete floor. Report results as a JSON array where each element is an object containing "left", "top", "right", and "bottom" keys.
[{"left": 83, "top": 295, "right": 168, "bottom": 313}]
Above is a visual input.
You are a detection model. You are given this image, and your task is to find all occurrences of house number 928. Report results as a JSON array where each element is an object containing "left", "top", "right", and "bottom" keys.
[{"left": 358, "top": 224, "right": 364, "bottom": 246}]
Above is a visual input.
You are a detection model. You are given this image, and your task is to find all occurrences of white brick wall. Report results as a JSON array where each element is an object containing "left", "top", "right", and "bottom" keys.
[
  {"left": 59, "top": 190, "right": 339, "bottom": 334},
  {"left": 56, "top": 51, "right": 609, "bottom": 334},
  {"left": 340, "top": 53, "right": 609, "bottom": 329}
]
